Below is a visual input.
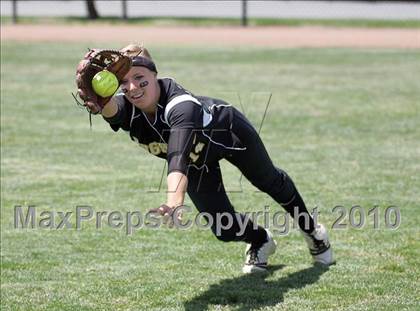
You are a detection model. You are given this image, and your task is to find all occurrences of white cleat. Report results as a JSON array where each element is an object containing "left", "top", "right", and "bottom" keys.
[
  {"left": 242, "top": 230, "right": 277, "bottom": 274},
  {"left": 302, "top": 223, "right": 335, "bottom": 265}
]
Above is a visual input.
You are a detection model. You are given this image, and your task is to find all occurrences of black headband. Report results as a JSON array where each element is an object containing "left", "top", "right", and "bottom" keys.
[{"left": 132, "top": 56, "right": 157, "bottom": 73}]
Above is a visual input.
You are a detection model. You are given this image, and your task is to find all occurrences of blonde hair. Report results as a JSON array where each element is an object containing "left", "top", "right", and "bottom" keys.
[{"left": 120, "top": 43, "right": 153, "bottom": 60}]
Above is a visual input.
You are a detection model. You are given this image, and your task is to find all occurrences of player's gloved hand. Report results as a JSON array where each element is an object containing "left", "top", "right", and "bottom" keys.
[
  {"left": 74, "top": 49, "right": 131, "bottom": 114},
  {"left": 148, "top": 204, "right": 184, "bottom": 228}
]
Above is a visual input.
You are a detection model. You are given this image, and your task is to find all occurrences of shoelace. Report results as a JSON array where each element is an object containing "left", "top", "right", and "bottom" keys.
[
  {"left": 308, "top": 235, "right": 329, "bottom": 255},
  {"left": 312, "top": 237, "right": 327, "bottom": 250},
  {"left": 246, "top": 248, "right": 260, "bottom": 265}
]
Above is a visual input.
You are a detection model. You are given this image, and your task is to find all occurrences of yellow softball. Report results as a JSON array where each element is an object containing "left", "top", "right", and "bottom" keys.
[{"left": 91, "top": 70, "right": 119, "bottom": 97}]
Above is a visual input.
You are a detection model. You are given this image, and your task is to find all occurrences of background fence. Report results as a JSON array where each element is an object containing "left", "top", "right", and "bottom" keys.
[{"left": 1, "top": 0, "right": 420, "bottom": 25}]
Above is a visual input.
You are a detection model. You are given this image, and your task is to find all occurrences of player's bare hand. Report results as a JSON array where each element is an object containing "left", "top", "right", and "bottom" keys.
[{"left": 148, "top": 204, "right": 183, "bottom": 228}]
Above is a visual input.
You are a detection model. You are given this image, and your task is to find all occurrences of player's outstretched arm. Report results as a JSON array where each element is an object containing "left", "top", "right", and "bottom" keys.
[
  {"left": 101, "top": 97, "right": 119, "bottom": 118},
  {"left": 166, "top": 171, "right": 188, "bottom": 208}
]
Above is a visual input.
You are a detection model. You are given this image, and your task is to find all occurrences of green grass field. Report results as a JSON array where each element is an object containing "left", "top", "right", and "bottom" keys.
[{"left": 1, "top": 41, "right": 419, "bottom": 310}]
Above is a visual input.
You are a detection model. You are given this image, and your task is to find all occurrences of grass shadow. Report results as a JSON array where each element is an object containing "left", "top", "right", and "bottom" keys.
[{"left": 184, "top": 264, "right": 330, "bottom": 311}]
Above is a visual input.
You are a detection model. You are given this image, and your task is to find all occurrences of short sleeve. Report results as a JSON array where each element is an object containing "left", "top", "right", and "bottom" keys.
[{"left": 166, "top": 101, "right": 202, "bottom": 129}]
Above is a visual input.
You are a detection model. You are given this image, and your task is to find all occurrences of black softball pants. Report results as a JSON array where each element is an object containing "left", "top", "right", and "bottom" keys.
[{"left": 186, "top": 108, "right": 315, "bottom": 246}]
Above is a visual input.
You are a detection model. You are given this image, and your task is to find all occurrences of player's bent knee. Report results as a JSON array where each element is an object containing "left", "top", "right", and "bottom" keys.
[{"left": 210, "top": 224, "right": 241, "bottom": 242}]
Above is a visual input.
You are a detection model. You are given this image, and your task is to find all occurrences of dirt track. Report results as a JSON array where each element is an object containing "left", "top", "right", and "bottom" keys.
[{"left": 2, "top": 24, "right": 420, "bottom": 48}]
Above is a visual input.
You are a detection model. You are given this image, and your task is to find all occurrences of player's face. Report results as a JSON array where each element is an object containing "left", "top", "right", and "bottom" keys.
[{"left": 120, "top": 66, "right": 160, "bottom": 112}]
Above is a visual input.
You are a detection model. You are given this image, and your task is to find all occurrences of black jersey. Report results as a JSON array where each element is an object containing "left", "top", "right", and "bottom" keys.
[{"left": 104, "top": 78, "right": 245, "bottom": 174}]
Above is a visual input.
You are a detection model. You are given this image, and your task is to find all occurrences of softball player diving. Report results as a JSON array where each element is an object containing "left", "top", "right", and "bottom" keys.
[{"left": 74, "top": 44, "right": 334, "bottom": 273}]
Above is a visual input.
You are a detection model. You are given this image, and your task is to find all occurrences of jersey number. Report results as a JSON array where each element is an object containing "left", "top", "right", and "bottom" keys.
[{"left": 139, "top": 141, "right": 206, "bottom": 163}]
